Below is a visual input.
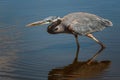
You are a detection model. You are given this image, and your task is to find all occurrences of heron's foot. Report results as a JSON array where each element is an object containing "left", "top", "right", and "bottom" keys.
[{"left": 86, "top": 59, "right": 93, "bottom": 65}]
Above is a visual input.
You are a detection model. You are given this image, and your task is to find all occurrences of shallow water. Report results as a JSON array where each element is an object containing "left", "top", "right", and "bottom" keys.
[{"left": 0, "top": 0, "right": 120, "bottom": 80}]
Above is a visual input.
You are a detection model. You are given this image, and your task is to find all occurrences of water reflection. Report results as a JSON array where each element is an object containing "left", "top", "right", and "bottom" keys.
[
  {"left": 48, "top": 48, "right": 111, "bottom": 80},
  {"left": 0, "top": 26, "right": 22, "bottom": 80}
]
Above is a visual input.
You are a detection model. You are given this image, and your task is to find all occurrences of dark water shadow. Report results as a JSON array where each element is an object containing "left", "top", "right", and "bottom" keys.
[{"left": 48, "top": 47, "right": 111, "bottom": 80}]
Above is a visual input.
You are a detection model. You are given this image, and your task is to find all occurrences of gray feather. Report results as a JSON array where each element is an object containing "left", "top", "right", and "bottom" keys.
[
  {"left": 101, "top": 19, "right": 113, "bottom": 27},
  {"left": 61, "top": 12, "right": 113, "bottom": 35}
]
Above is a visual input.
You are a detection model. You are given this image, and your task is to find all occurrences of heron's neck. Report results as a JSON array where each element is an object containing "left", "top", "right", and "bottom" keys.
[{"left": 64, "top": 26, "right": 74, "bottom": 34}]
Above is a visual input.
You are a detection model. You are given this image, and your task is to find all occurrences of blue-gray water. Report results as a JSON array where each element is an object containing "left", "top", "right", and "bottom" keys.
[{"left": 0, "top": 0, "right": 120, "bottom": 80}]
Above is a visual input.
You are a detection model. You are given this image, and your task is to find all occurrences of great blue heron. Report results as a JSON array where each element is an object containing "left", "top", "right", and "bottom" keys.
[{"left": 27, "top": 12, "right": 113, "bottom": 48}]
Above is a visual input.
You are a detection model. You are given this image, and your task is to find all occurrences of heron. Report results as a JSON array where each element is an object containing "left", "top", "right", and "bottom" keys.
[{"left": 27, "top": 12, "right": 113, "bottom": 49}]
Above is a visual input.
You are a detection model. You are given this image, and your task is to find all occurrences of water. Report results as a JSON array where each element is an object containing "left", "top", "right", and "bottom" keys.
[{"left": 0, "top": 0, "right": 120, "bottom": 80}]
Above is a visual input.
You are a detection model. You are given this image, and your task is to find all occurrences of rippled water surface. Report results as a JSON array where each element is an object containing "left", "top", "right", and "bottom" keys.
[{"left": 0, "top": 0, "right": 120, "bottom": 80}]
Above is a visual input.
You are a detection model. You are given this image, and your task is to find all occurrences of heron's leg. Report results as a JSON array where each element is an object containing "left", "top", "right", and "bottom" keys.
[
  {"left": 73, "top": 45, "right": 80, "bottom": 63},
  {"left": 87, "top": 47, "right": 104, "bottom": 64},
  {"left": 86, "top": 34, "right": 106, "bottom": 49},
  {"left": 74, "top": 35, "right": 80, "bottom": 48}
]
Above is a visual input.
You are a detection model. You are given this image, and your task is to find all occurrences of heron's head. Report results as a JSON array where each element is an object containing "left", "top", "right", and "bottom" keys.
[
  {"left": 47, "top": 19, "right": 64, "bottom": 34},
  {"left": 26, "top": 16, "right": 60, "bottom": 27}
]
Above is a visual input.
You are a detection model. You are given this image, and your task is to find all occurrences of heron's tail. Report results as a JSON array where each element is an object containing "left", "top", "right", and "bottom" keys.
[{"left": 102, "top": 19, "right": 113, "bottom": 27}]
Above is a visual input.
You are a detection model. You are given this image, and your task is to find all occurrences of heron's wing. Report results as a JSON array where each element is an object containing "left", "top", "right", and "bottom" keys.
[{"left": 69, "top": 18, "right": 111, "bottom": 35}]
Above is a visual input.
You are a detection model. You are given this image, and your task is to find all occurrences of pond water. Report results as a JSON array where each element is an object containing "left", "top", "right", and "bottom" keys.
[{"left": 0, "top": 0, "right": 120, "bottom": 80}]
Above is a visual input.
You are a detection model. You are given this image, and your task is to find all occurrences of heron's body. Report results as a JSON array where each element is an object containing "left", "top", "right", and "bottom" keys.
[
  {"left": 27, "top": 12, "right": 113, "bottom": 48},
  {"left": 53, "top": 12, "right": 112, "bottom": 35}
]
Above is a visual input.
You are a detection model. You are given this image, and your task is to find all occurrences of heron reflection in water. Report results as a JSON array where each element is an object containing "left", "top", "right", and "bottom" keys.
[{"left": 48, "top": 47, "right": 111, "bottom": 80}]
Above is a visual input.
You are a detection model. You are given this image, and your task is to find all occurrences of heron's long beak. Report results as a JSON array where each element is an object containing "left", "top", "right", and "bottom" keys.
[{"left": 26, "top": 20, "right": 49, "bottom": 27}]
